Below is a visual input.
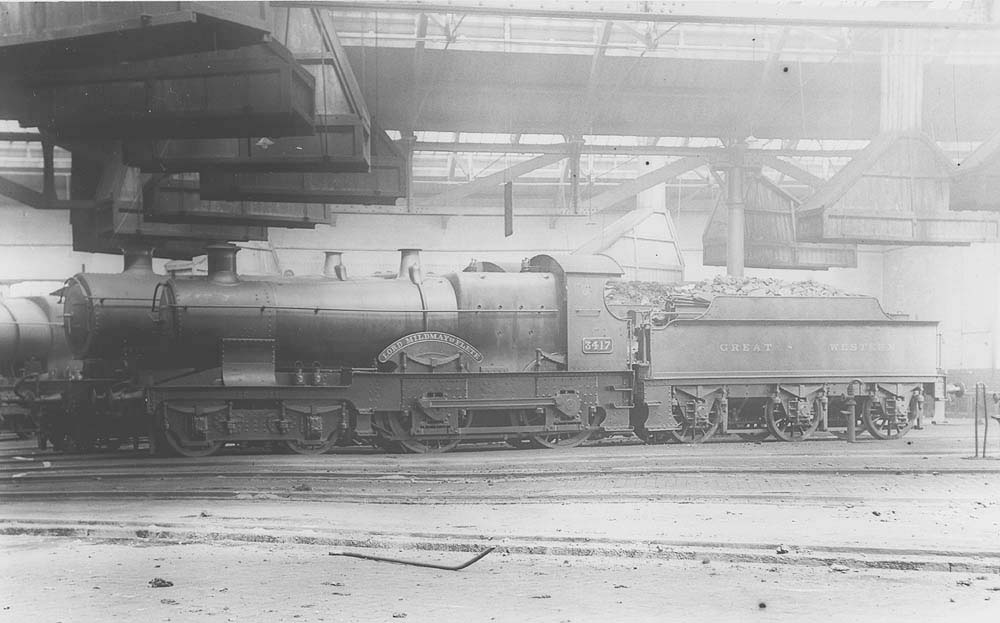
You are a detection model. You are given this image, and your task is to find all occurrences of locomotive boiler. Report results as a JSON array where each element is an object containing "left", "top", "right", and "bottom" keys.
[
  {"left": 0, "top": 295, "right": 68, "bottom": 378},
  {"left": 155, "top": 244, "right": 563, "bottom": 373}
]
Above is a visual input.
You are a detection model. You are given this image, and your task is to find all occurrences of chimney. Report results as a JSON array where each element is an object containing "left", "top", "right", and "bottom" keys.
[
  {"left": 397, "top": 248, "right": 423, "bottom": 284},
  {"left": 323, "top": 252, "right": 347, "bottom": 281},
  {"left": 121, "top": 246, "right": 154, "bottom": 274},
  {"left": 205, "top": 243, "right": 239, "bottom": 284}
]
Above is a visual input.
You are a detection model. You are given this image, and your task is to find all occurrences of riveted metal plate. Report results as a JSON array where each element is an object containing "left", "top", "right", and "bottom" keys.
[{"left": 221, "top": 338, "right": 276, "bottom": 386}]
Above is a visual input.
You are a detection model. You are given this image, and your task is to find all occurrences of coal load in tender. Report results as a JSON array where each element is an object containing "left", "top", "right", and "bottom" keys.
[{"left": 605, "top": 275, "right": 857, "bottom": 308}]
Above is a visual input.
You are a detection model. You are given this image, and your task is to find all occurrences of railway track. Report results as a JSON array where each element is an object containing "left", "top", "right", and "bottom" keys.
[
  {"left": 2, "top": 451, "right": 998, "bottom": 506},
  {"left": 2, "top": 514, "right": 999, "bottom": 576},
  {"left": 3, "top": 426, "right": 998, "bottom": 578}
]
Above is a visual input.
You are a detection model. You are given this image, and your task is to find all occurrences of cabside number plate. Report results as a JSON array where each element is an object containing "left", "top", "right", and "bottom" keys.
[{"left": 582, "top": 337, "right": 613, "bottom": 354}]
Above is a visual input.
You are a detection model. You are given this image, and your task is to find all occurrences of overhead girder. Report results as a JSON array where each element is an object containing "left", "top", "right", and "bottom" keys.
[
  {"left": 417, "top": 152, "right": 567, "bottom": 207},
  {"left": 579, "top": 156, "right": 705, "bottom": 214},
  {"left": 340, "top": 46, "right": 885, "bottom": 140},
  {"left": 411, "top": 142, "right": 862, "bottom": 158},
  {"left": 757, "top": 154, "right": 826, "bottom": 188},
  {"left": 336, "top": 41, "right": 1000, "bottom": 141},
  {"left": 0, "top": 175, "right": 49, "bottom": 210},
  {"left": 293, "top": 1, "right": 999, "bottom": 30},
  {"left": 574, "top": 205, "right": 668, "bottom": 254}
]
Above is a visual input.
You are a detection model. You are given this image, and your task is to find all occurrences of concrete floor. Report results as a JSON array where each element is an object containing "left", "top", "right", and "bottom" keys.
[{"left": 2, "top": 422, "right": 999, "bottom": 622}]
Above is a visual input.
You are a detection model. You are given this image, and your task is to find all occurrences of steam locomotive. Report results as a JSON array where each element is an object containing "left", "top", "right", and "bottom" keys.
[
  {"left": 1, "top": 244, "right": 943, "bottom": 455},
  {"left": 0, "top": 293, "right": 71, "bottom": 439},
  {"left": 0, "top": 248, "right": 162, "bottom": 449}
]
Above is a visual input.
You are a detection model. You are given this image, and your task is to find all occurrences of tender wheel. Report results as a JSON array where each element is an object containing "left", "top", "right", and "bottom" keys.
[
  {"left": 668, "top": 402, "right": 720, "bottom": 444},
  {"left": 512, "top": 409, "right": 592, "bottom": 449},
  {"left": 863, "top": 395, "right": 917, "bottom": 440},
  {"left": 765, "top": 399, "right": 820, "bottom": 442},
  {"left": 386, "top": 411, "right": 461, "bottom": 454},
  {"left": 283, "top": 431, "right": 341, "bottom": 455},
  {"left": 737, "top": 430, "right": 771, "bottom": 442}
]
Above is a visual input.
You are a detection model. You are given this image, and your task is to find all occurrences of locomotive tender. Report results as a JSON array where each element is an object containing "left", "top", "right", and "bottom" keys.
[{"left": 1, "top": 243, "right": 942, "bottom": 455}]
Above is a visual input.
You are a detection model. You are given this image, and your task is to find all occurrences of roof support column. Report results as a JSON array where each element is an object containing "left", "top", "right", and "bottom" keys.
[
  {"left": 400, "top": 131, "right": 417, "bottom": 212},
  {"left": 726, "top": 143, "right": 746, "bottom": 278},
  {"left": 881, "top": 29, "right": 923, "bottom": 132},
  {"left": 568, "top": 138, "right": 583, "bottom": 215},
  {"left": 42, "top": 138, "right": 56, "bottom": 201}
]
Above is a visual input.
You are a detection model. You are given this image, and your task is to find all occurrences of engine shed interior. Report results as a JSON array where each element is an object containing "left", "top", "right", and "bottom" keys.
[
  {"left": 3, "top": 6, "right": 1000, "bottom": 622},
  {"left": 0, "top": 1, "right": 997, "bottom": 436}
]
